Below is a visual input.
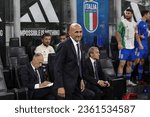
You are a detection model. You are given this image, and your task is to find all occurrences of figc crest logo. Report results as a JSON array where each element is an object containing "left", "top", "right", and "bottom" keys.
[{"left": 83, "top": 0, "right": 98, "bottom": 33}]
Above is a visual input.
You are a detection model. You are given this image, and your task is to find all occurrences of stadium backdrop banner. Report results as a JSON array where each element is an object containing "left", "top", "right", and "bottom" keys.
[{"left": 77, "top": 0, "right": 109, "bottom": 47}]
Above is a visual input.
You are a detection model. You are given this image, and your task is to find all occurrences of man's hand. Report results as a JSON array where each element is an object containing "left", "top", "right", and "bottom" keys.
[
  {"left": 148, "top": 31, "right": 150, "bottom": 37},
  {"left": 39, "top": 81, "right": 51, "bottom": 88},
  {"left": 140, "top": 35, "right": 145, "bottom": 39},
  {"left": 58, "top": 87, "right": 65, "bottom": 98},
  {"left": 80, "top": 80, "right": 85, "bottom": 92},
  {"left": 118, "top": 43, "right": 123, "bottom": 50},
  {"left": 98, "top": 80, "right": 107, "bottom": 87},
  {"left": 139, "top": 44, "right": 144, "bottom": 50},
  {"left": 104, "top": 81, "right": 110, "bottom": 87}
]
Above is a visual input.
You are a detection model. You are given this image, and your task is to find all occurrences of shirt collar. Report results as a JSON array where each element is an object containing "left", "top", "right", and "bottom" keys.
[
  {"left": 90, "top": 57, "right": 96, "bottom": 64},
  {"left": 70, "top": 37, "right": 80, "bottom": 45},
  {"left": 31, "top": 62, "right": 36, "bottom": 71}
]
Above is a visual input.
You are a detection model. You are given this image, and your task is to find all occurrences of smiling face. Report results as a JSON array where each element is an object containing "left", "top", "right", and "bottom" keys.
[{"left": 69, "top": 23, "right": 83, "bottom": 42}]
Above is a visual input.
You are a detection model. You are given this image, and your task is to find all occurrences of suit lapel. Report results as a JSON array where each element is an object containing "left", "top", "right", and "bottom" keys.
[
  {"left": 80, "top": 43, "right": 84, "bottom": 60},
  {"left": 88, "top": 58, "right": 94, "bottom": 74},
  {"left": 69, "top": 39, "right": 84, "bottom": 59},
  {"left": 28, "top": 63, "right": 38, "bottom": 80},
  {"left": 69, "top": 39, "right": 77, "bottom": 58}
]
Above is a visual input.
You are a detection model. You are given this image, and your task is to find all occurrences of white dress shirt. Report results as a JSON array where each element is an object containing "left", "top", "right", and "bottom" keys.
[{"left": 70, "top": 37, "right": 81, "bottom": 59}]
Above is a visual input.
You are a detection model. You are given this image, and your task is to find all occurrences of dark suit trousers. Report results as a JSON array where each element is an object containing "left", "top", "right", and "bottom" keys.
[
  {"left": 31, "top": 86, "right": 55, "bottom": 100},
  {"left": 87, "top": 83, "right": 113, "bottom": 100},
  {"left": 56, "top": 83, "right": 84, "bottom": 100},
  {"left": 81, "top": 88, "right": 95, "bottom": 100},
  {"left": 65, "top": 85, "right": 84, "bottom": 100},
  {"left": 56, "top": 88, "right": 95, "bottom": 100}
]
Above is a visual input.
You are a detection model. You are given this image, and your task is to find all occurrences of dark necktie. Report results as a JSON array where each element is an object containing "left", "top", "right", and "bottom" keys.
[
  {"left": 76, "top": 43, "right": 82, "bottom": 78},
  {"left": 34, "top": 69, "right": 41, "bottom": 83},
  {"left": 94, "top": 61, "right": 99, "bottom": 79}
]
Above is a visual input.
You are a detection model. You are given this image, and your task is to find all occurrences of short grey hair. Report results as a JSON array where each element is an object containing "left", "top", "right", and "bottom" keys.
[{"left": 87, "top": 46, "right": 99, "bottom": 58}]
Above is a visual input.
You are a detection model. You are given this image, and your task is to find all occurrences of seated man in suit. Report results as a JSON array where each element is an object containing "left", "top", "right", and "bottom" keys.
[
  {"left": 20, "top": 53, "right": 55, "bottom": 100},
  {"left": 84, "top": 47, "right": 112, "bottom": 100},
  {"left": 34, "top": 33, "right": 55, "bottom": 80}
]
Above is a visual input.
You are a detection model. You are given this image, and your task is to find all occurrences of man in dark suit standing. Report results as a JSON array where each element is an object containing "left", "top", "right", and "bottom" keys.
[
  {"left": 54, "top": 23, "right": 86, "bottom": 99},
  {"left": 84, "top": 47, "right": 111, "bottom": 99},
  {"left": 21, "top": 53, "right": 55, "bottom": 99}
]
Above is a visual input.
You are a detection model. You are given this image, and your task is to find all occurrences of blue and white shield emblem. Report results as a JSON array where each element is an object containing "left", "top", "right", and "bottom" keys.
[{"left": 83, "top": 1, "right": 98, "bottom": 33}]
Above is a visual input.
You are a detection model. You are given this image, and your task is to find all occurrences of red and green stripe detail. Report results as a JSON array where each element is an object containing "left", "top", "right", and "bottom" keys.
[{"left": 85, "top": 11, "right": 97, "bottom": 31}]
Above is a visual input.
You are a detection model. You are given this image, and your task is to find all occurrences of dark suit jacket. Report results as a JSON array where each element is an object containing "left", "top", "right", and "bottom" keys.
[
  {"left": 54, "top": 38, "right": 85, "bottom": 94},
  {"left": 20, "top": 63, "right": 46, "bottom": 98},
  {"left": 83, "top": 58, "right": 113, "bottom": 100},
  {"left": 83, "top": 58, "right": 105, "bottom": 85}
]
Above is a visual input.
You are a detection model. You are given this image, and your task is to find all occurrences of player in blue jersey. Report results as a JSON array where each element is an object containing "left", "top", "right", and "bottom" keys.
[{"left": 132, "top": 10, "right": 150, "bottom": 84}]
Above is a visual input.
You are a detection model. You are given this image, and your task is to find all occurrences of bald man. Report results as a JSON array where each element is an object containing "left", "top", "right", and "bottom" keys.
[{"left": 54, "top": 23, "right": 86, "bottom": 99}]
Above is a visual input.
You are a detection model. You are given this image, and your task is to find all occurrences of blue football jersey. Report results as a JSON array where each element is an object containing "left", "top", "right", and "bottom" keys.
[{"left": 137, "top": 19, "right": 149, "bottom": 49}]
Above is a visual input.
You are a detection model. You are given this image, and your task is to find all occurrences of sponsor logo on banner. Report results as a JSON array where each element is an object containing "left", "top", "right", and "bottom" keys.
[
  {"left": 21, "top": 29, "right": 60, "bottom": 36},
  {"left": 83, "top": 0, "right": 98, "bottom": 33}
]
